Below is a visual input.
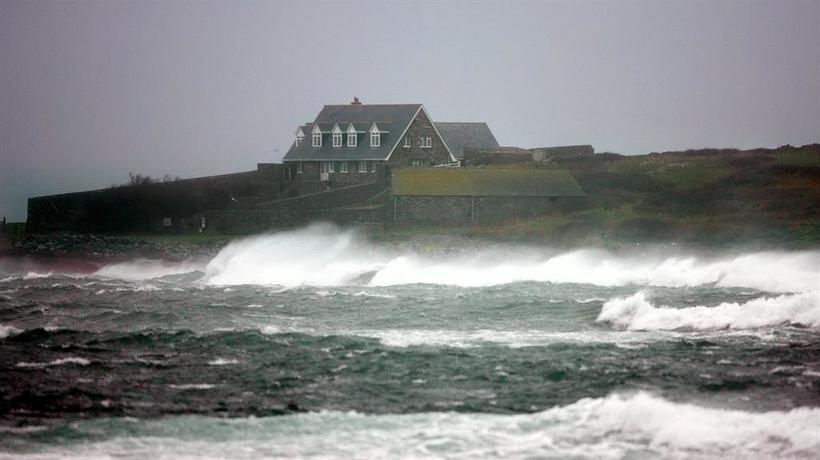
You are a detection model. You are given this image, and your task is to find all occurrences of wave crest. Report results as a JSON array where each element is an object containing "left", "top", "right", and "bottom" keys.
[
  {"left": 597, "top": 291, "right": 820, "bottom": 330},
  {"left": 9, "top": 392, "right": 819, "bottom": 459},
  {"left": 199, "top": 225, "right": 820, "bottom": 291}
]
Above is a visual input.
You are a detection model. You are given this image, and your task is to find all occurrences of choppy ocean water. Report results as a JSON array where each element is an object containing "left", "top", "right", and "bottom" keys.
[{"left": 1, "top": 225, "right": 819, "bottom": 459}]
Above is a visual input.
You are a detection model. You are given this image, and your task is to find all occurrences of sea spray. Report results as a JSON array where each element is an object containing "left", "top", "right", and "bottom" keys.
[
  {"left": 95, "top": 259, "right": 205, "bottom": 281},
  {"left": 197, "top": 225, "right": 820, "bottom": 291},
  {"left": 204, "top": 224, "right": 385, "bottom": 286}
]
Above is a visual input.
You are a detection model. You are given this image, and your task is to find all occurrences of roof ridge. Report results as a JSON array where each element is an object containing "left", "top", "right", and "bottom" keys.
[{"left": 323, "top": 103, "right": 422, "bottom": 107}]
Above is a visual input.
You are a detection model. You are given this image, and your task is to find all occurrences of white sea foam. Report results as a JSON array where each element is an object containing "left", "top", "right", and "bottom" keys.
[
  {"left": 22, "top": 271, "right": 52, "bottom": 280},
  {"left": 15, "top": 357, "right": 91, "bottom": 368},
  {"left": 597, "top": 291, "right": 820, "bottom": 330},
  {"left": 358, "top": 328, "right": 671, "bottom": 348},
  {"left": 207, "top": 358, "right": 239, "bottom": 366},
  {"left": 200, "top": 225, "right": 820, "bottom": 292},
  {"left": 95, "top": 259, "right": 203, "bottom": 281},
  {"left": 0, "top": 324, "right": 23, "bottom": 339},
  {"left": 168, "top": 384, "right": 216, "bottom": 390},
  {"left": 5, "top": 392, "right": 818, "bottom": 459}
]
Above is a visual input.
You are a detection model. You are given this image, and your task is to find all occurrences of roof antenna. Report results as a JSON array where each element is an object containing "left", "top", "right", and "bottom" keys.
[{"left": 351, "top": 97, "right": 361, "bottom": 105}]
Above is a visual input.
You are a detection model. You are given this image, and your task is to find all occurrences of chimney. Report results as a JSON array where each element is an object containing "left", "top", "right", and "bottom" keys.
[{"left": 351, "top": 97, "right": 362, "bottom": 105}]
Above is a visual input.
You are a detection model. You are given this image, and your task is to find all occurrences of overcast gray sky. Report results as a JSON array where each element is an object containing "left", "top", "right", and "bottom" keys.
[{"left": 2, "top": 0, "right": 819, "bottom": 221}]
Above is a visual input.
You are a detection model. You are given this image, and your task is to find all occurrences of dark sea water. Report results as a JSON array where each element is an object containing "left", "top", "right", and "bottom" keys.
[{"left": 1, "top": 225, "right": 819, "bottom": 459}]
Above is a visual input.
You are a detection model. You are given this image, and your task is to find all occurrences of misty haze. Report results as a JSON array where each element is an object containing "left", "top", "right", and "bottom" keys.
[{"left": 1, "top": 1, "right": 819, "bottom": 459}]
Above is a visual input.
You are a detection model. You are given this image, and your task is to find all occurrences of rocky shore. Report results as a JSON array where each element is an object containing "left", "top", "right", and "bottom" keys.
[{"left": 5, "top": 233, "right": 228, "bottom": 262}]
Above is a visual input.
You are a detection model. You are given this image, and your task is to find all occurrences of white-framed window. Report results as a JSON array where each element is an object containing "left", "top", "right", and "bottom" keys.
[
  {"left": 358, "top": 161, "right": 367, "bottom": 173},
  {"left": 340, "top": 161, "right": 349, "bottom": 173},
  {"left": 419, "top": 136, "right": 432, "bottom": 148},
  {"left": 333, "top": 132, "right": 342, "bottom": 147},
  {"left": 411, "top": 159, "right": 425, "bottom": 167},
  {"left": 370, "top": 132, "right": 380, "bottom": 147},
  {"left": 296, "top": 162, "right": 303, "bottom": 174},
  {"left": 347, "top": 126, "right": 357, "bottom": 147},
  {"left": 295, "top": 128, "right": 305, "bottom": 146},
  {"left": 403, "top": 136, "right": 411, "bottom": 148},
  {"left": 370, "top": 161, "right": 376, "bottom": 173},
  {"left": 321, "top": 161, "right": 335, "bottom": 173},
  {"left": 312, "top": 128, "right": 322, "bottom": 147}
]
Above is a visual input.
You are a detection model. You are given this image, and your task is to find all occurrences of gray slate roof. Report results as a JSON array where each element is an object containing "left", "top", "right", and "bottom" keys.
[
  {"left": 434, "top": 122, "right": 499, "bottom": 159},
  {"left": 283, "top": 104, "right": 421, "bottom": 161}
]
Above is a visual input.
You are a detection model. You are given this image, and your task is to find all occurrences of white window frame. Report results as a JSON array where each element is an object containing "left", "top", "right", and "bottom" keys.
[
  {"left": 370, "top": 131, "right": 380, "bottom": 147},
  {"left": 347, "top": 126, "right": 357, "bottom": 147},
  {"left": 312, "top": 128, "right": 322, "bottom": 147},
  {"left": 403, "top": 136, "right": 411, "bottom": 148},
  {"left": 333, "top": 132, "right": 342, "bottom": 148},
  {"left": 412, "top": 159, "right": 424, "bottom": 167},
  {"left": 358, "top": 161, "right": 367, "bottom": 173},
  {"left": 370, "top": 161, "right": 376, "bottom": 173},
  {"left": 328, "top": 161, "right": 335, "bottom": 173},
  {"left": 339, "top": 161, "right": 349, "bottom": 173},
  {"left": 296, "top": 162, "right": 303, "bottom": 174},
  {"left": 296, "top": 136, "right": 303, "bottom": 147},
  {"left": 419, "top": 136, "right": 432, "bottom": 148}
]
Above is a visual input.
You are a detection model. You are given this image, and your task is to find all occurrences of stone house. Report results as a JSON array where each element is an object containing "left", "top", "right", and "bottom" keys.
[{"left": 281, "top": 99, "right": 498, "bottom": 195}]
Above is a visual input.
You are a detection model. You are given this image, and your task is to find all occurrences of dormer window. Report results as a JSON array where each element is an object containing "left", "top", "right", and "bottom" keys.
[
  {"left": 332, "top": 125, "right": 343, "bottom": 148},
  {"left": 295, "top": 128, "right": 305, "bottom": 147},
  {"left": 403, "top": 136, "right": 411, "bottom": 148},
  {"left": 311, "top": 126, "right": 322, "bottom": 147},
  {"left": 369, "top": 123, "right": 381, "bottom": 147},
  {"left": 347, "top": 125, "right": 357, "bottom": 147}
]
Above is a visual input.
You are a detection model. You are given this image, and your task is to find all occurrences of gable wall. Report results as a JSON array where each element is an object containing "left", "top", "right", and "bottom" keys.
[{"left": 387, "top": 110, "right": 453, "bottom": 167}]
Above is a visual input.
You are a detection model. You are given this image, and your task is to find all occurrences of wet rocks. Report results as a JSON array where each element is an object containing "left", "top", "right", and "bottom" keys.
[{"left": 10, "top": 233, "right": 227, "bottom": 261}]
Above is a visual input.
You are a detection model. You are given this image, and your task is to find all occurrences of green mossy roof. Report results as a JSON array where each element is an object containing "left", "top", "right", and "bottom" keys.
[{"left": 392, "top": 168, "right": 585, "bottom": 197}]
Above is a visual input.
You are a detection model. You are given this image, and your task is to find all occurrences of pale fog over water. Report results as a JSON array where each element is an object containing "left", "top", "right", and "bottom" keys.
[{"left": 1, "top": 225, "right": 819, "bottom": 459}]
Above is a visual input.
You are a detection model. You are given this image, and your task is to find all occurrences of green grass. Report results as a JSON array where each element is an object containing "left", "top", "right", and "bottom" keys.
[
  {"left": 772, "top": 150, "right": 820, "bottom": 168},
  {"left": 648, "top": 158, "right": 731, "bottom": 188}
]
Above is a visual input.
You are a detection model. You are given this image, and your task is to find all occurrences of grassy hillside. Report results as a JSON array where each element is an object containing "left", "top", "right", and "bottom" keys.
[{"left": 385, "top": 144, "right": 820, "bottom": 249}]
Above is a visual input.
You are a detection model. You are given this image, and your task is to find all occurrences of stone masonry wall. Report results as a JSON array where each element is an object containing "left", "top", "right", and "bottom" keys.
[
  {"left": 389, "top": 195, "right": 579, "bottom": 225},
  {"left": 387, "top": 110, "right": 454, "bottom": 167}
]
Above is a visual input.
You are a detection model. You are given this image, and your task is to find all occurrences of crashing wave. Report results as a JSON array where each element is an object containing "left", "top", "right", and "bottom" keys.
[
  {"left": 198, "top": 225, "right": 820, "bottom": 292},
  {"left": 597, "top": 291, "right": 820, "bottom": 330},
  {"left": 94, "top": 259, "right": 204, "bottom": 281},
  {"left": 7, "top": 392, "right": 818, "bottom": 459},
  {"left": 0, "top": 324, "right": 23, "bottom": 339}
]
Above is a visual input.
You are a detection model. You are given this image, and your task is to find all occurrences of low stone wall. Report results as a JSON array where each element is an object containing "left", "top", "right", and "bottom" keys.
[
  {"left": 257, "top": 182, "right": 386, "bottom": 211},
  {"left": 27, "top": 167, "right": 284, "bottom": 233},
  {"left": 389, "top": 195, "right": 583, "bottom": 225},
  {"left": 462, "top": 147, "right": 532, "bottom": 166},
  {"left": 202, "top": 205, "right": 384, "bottom": 234}
]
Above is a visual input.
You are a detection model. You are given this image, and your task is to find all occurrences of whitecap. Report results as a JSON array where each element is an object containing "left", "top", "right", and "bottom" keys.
[
  {"left": 0, "top": 324, "right": 23, "bottom": 339},
  {"left": 16, "top": 357, "right": 91, "bottom": 368},
  {"left": 597, "top": 291, "right": 820, "bottom": 330},
  {"left": 207, "top": 358, "right": 239, "bottom": 366}
]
